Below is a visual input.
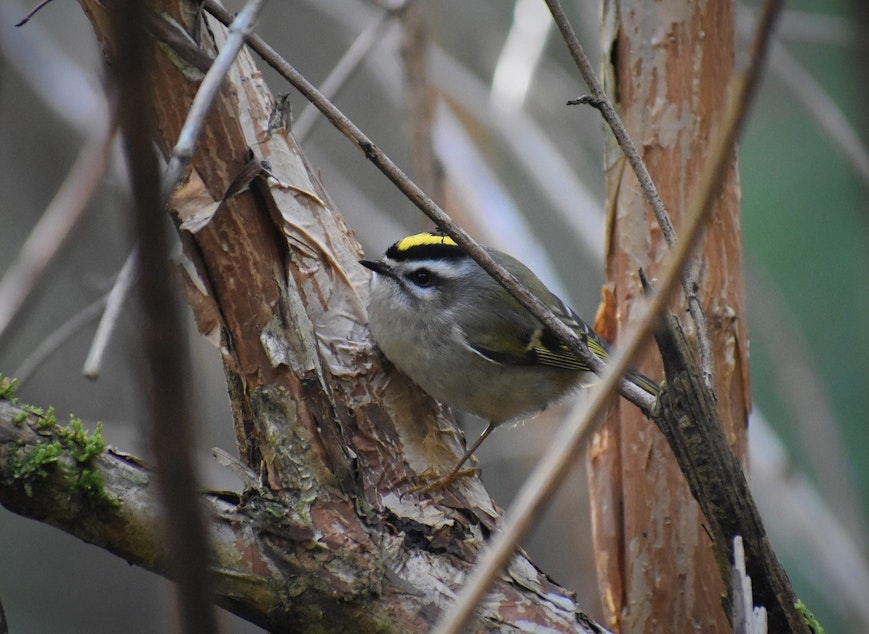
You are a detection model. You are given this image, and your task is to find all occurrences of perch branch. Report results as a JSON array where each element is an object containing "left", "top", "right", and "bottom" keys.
[
  {"left": 202, "top": 0, "right": 654, "bottom": 416},
  {"left": 0, "top": 398, "right": 601, "bottom": 633},
  {"left": 436, "top": 0, "right": 789, "bottom": 630},
  {"left": 547, "top": 0, "right": 714, "bottom": 386}
]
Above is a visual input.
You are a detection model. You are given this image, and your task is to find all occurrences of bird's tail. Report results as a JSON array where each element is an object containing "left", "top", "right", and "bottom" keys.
[{"left": 626, "top": 368, "right": 661, "bottom": 396}]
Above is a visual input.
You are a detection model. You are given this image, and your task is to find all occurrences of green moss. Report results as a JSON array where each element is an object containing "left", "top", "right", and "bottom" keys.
[
  {"left": 33, "top": 405, "right": 56, "bottom": 431},
  {"left": 10, "top": 440, "right": 63, "bottom": 496},
  {"left": 8, "top": 401, "right": 57, "bottom": 429},
  {"left": 74, "top": 465, "right": 109, "bottom": 499},
  {"left": 0, "top": 374, "right": 18, "bottom": 401},
  {"left": 60, "top": 416, "right": 106, "bottom": 464},
  {"left": 59, "top": 417, "right": 112, "bottom": 502},
  {"left": 265, "top": 502, "right": 289, "bottom": 522},
  {"left": 8, "top": 410, "right": 115, "bottom": 506},
  {"left": 796, "top": 600, "right": 825, "bottom": 634}
]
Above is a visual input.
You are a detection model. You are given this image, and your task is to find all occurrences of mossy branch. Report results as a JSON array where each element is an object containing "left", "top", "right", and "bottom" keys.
[{"left": 0, "top": 395, "right": 601, "bottom": 633}]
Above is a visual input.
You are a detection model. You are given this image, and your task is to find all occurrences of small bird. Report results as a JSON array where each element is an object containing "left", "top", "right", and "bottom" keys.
[{"left": 360, "top": 231, "right": 657, "bottom": 487}]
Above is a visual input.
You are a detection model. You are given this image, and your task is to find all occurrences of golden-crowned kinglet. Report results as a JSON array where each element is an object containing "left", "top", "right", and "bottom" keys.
[{"left": 360, "top": 232, "right": 657, "bottom": 485}]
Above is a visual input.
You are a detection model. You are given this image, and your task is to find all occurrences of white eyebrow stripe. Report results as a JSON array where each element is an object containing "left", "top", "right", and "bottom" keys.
[{"left": 391, "top": 257, "right": 473, "bottom": 280}]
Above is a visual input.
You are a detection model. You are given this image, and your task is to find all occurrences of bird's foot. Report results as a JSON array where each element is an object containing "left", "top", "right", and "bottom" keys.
[{"left": 410, "top": 466, "right": 479, "bottom": 493}]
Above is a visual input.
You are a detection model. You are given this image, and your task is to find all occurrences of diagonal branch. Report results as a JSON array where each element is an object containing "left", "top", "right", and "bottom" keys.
[
  {"left": 0, "top": 107, "right": 116, "bottom": 351},
  {"left": 159, "top": 0, "right": 267, "bottom": 204},
  {"left": 0, "top": 397, "right": 602, "bottom": 633},
  {"left": 106, "top": 1, "right": 219, "bottom": 630},
  {"left": 546, "top": 0, "right": 714, "bottom": 386},
  {"left": 203, "top": 0, "right": 656, "bottom": 417},
  {"left": 435, "top": 0, "right": 797, "bottom": 631},
  {"left": 66, "top": 2, "right": 611, "bottom": 630}
]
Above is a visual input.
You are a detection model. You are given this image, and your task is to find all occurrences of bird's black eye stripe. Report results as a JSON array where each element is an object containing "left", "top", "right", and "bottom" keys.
[{"left": 407, "top": 268, "right": 435, "bottom": 287}]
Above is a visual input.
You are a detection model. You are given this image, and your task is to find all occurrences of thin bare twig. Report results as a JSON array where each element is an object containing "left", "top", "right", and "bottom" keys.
[
  {"left": 294, "top": 8, "right": 399, "bottom": 142},
  {"left": 0, "top": 109, "right": 116, "bottom": 351},
  {"left": 13, "top": 0, "right": 54, "bottom": 26},
  {"left": 82, "top": 247, "right": 138, "bottom": 379},
  {"left": 159, "top": 0, "right": 267, "bottom": 203},
  {"left": 400, "top": 3, "right": 443, "bottom": 205},
  {"left": 203, "top": 0, "right": 655, "bottom": 415},
  {"left": 434, "top": 0, "right": 784, "bottom": 630},
  {"left": 12, "top": 296, "right": 107, "bottom": 385},
  {"left": 545, "top": 0, "right": 675, "bottom": 245},
  {"left": 549, "top": 0, "right": 715, "bottom": 388},
  {"left": 298, "top": 0, "right": 607, "bottom": 259},
  {"left": 106, "top": 1, "right": 222, "bottom": 630}
]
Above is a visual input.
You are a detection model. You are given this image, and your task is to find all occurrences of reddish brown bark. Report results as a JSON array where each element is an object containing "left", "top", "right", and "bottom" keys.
[
  {"left": 590, "top": 1, "right": 750, "bottom": 631},
  {"left": 54, "top": 1, "right": 606, "bottom": 631}
]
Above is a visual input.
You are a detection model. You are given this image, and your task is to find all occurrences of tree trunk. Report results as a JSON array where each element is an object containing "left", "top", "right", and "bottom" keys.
[
  {"left": 589, "top": 0, "right": 750, "bottom": 631},
  {"left": 0, "top": 1, "right": 610, "bottom": 631}
]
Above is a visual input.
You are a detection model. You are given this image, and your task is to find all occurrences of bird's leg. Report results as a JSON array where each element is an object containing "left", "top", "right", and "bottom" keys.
[{"left": 416, "top": 421, "right": 497, "bottom": 492}]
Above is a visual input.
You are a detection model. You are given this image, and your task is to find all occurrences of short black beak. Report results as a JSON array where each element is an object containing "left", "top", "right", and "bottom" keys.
[{"left": 359, "top": 259, "right": 391, "bottom": 276}]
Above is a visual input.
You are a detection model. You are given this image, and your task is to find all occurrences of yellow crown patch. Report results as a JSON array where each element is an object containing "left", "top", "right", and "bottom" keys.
[{"left": 393, "top": 232, "right": 458, "bottom": 253}]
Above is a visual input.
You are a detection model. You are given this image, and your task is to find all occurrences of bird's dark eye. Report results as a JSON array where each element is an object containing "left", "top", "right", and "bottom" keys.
[{"left": 407, "top": 269, "right": 434, "bottom": 287}]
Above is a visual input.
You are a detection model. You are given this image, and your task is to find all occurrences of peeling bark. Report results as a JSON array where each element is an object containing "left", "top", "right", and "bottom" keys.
[
  {"left": 591, "top": 0, "right": 750, "bottom": 631},
  {"left": 0, "top": 2, "right": 610, "bottom": 632}
]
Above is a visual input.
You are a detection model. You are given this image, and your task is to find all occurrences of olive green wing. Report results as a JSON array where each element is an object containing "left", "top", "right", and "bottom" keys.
[{"left": 461, "top": 257, "right": 609, "bottom": 371}]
